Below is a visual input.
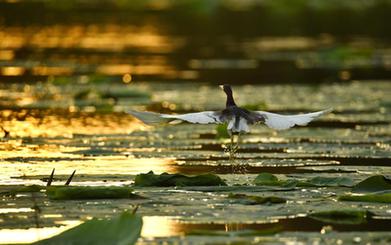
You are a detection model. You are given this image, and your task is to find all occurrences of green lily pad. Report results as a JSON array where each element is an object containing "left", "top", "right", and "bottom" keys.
[
  {"left": 352, "top": 175, "right": 391, "bottom": 193},
  {"left": 34, "top": 212, "right": 142, "bottom": 245},
  {"left": 339, "top": 193, "right": 391, "bottom": 203},
  {"left": 47, "top": 186, "right": 140, "bottom": 200},
  {"left": 134, "top": 171, "right": 226, "bottom": 187},
  {"left": 228, "top": 193, "right": 286, "bottom": 205},
  {"left": 253, "top": 173, "right": 281, "bottom": 186},
  {"left": 308, "top": 209, "right": 372, "bottom": 225},
  {"left": 71, "top": 148, "right": 119, "bottom": 156},
  {"left": 0, "top": 185, "right": 43, "bottom": 196},
  {"left": 254, "top": 173, "right": 355, "bottom": 188},
  {"left": 307, "top": 176, "right": 355, "bottom": 187}
]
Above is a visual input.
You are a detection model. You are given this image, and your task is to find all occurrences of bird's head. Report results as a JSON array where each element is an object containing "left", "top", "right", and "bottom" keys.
[{"left": 219, "top": 84, "right": 233, "bottom": 96}]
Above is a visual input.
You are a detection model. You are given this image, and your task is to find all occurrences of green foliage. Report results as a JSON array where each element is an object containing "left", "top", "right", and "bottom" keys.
[
  {"left": 134, "top": 171, "right": 226, "bottom": 187},
  {"left": 228, "top": 193, "right": 286, "bottom": 205},
  {"left": 74, "top": 89, "right": 101, "bottom": 100},
  {"left": 101, "top": 89, "right": 151, "bottom": 99},
  {"left": 71, "top": 148, "right": 118, "bottom": 156},
  {"left": 242, "top": 102, "right": 268, "bottom": 111},
  {"left": 0, "top": 185, "right": 43, "bottom": 196},
  {"left": 339, "top": 193, "right": 391, "bottom": 203},
  {"left": 13, "top": 185, "right": 42, "bottom": 193},
  {"left": 307, "top": 176, "right": 354, "bottom": 187},
  {"left": 254, "top": 173, "right": 355, "bottom": 188},
  {"left": 308, "top": 209, "right": 372, "bottom": 225},
  {"left": 253, "top": 173, "right": 280, "bottom": 186},
  {"left": 352, "top": 175, "right": 391, "bottom": 193},
  {"left": 46, "top": 186, "right": 139, "bottom": 200},
  {"left": 215, "top": 123, "right": 230, "bottom": 139},
  {"left": 34, "top": 212, "right": 142, "bottom": 245}
]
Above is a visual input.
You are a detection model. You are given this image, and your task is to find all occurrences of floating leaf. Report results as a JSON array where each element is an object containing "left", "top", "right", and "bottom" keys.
[
  {"left": 339, "top": 193, "right": 391, "bottom": 203},
  {"left": 253, "top": 173, "right": 280, "bottom": 186},
  {"left": 307, "top": 176, "right": 354, "bottom": 187},
  {"left": 71, "top": 148, "right": 118, "bottom": 156},
  {"left": 134, "top": 171, "right": 226, "bottom": 187},
  {"left": 34, "top": 212, "right": 142, "bottom": 245},
  {"left": 253, "top": 173, "right": 302, "bottom": 187},
  {"left": 228, "top": 193, "right": 286, "bottom": 205},
  {"left": 47, "top": 186, "right": 140, "bottom": 200},
  {"left": 0, "top": 185, "right": 43, "bottom": 196},
  {"left": 352, "top": 175, "right": 391, "bottom": 193},
  {"left": 308, "top": 209, "right": 372, "bottom": 225},
  {"left": 254, "top": 173, "right": 355, "bottom": 188}
]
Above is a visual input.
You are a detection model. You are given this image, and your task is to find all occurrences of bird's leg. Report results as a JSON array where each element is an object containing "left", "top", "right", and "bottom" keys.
[
  {"left": 229, "top": 134, "right": 235, "bottom": 160},
  {"left": 236, "top": 133, "right": 241, "bottom": 150},
  {"left": 229, "top": 134, "right": 238, "bottom": 160}
]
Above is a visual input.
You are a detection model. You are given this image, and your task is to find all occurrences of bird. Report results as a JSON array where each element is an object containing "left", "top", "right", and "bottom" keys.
[{"left": 127, "top": 85, "right": 332, "bottom": 158}]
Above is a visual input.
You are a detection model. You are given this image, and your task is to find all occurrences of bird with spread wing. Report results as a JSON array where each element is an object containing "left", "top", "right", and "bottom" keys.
[{"left": 128, "top": 85, "right": 332, "bottom": 158}]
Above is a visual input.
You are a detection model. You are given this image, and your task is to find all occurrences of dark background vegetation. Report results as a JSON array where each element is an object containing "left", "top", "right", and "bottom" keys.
[{"left": 1, "top": 0, "right": 391, "bottom": 84}]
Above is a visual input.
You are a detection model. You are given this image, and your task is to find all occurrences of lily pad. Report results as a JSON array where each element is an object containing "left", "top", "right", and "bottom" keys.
[
  {"left": 34, "top": 212, "right": 142, "bottom": 245},
  {"left": 352, "top": 175, "right": 391, "bottom": 193},
  {"left": 228, "top": 193, "right": 286, "bottom": 205},
  {"left": 308, "top": 209, "right": 372, "bottom": 225},
  {"left": 339, "top": 193, "right": 391, "bottom": 203},
  {"left": 46, "top": 186, "right": 140, "bottom": 200},
  {"left": 307, "top": 176, "right": 354, "bottom": 187},
  {"left": 134, "top": 171, "right": 226, "bottom": 187},
  {"left": 253, "top": 173, "right": 281, "bottom": 186},
  {"left": 254, "top": 173, "right": 355, "bottom": 188},
  {"left": 0, "top": 185, "right": 43, "bottom": 196},
  {"left": 71, "top": 148, "right": 119, "bottom": 156}
]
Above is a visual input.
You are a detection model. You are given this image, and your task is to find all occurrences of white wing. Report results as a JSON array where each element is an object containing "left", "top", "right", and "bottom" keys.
[
  {"left": 255, "top": 108, "right": 332, "bottom": 130},
  {"left": 127, "top": 110, "right": 223, "bottom": 125}
]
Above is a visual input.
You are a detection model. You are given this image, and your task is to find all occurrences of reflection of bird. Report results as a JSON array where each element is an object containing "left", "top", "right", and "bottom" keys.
[{"left": 128, "top": 85, "right": 332, "bottom": 158}]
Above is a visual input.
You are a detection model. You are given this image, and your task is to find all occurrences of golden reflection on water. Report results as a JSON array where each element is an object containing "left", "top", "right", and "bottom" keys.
[
  {"left": 0, "top": 112, "right": 145, "bottom": 138},
  {"left": 0, "top": 24, "right": 183, "bottom": 77},
  {"left": 0, "top": 217, "right": 184, "bottom": 244},
  {"left": 0, "top": 208, "right": 34, "bottom": 214},
  {"left": 0, "top": 50, "right": 15, "bottom": 60},
  {"left": 31, "top": 66, "right": 73, "bottom": 76},
  {"left": 0, "top": 155, "right": 176, "bottom": 185},
  {"left": 141, "top": 216, "right": 183, "bottom": 238},
  {"left": 0, "top": 221, "right": 81, "bottom": 244},
  {"left": 0, "top": 25, "right": 182, "bottom": 52},
  {"left": 1, "top": 67, "right": 25, "bottom": 76}
]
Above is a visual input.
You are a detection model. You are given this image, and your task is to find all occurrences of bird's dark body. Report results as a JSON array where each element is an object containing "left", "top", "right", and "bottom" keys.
[
  {"left": 220, "top": 106, "right": 264, "bottom": 125},
  {"left": 217, "top": 85, "right": 265, "bottom": 134}
]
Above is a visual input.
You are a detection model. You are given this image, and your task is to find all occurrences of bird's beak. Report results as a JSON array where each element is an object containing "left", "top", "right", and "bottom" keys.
[{"left": 219, "top": 85, "right": 224, "bottom": 90}]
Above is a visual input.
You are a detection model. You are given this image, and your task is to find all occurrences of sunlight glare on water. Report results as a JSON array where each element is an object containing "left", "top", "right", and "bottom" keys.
[
  {"left": 141, "top": 216, "right": 183, "bottom": 238},
  {"left": 0, "top": 221, "right": 81, "bottom": 244}
]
